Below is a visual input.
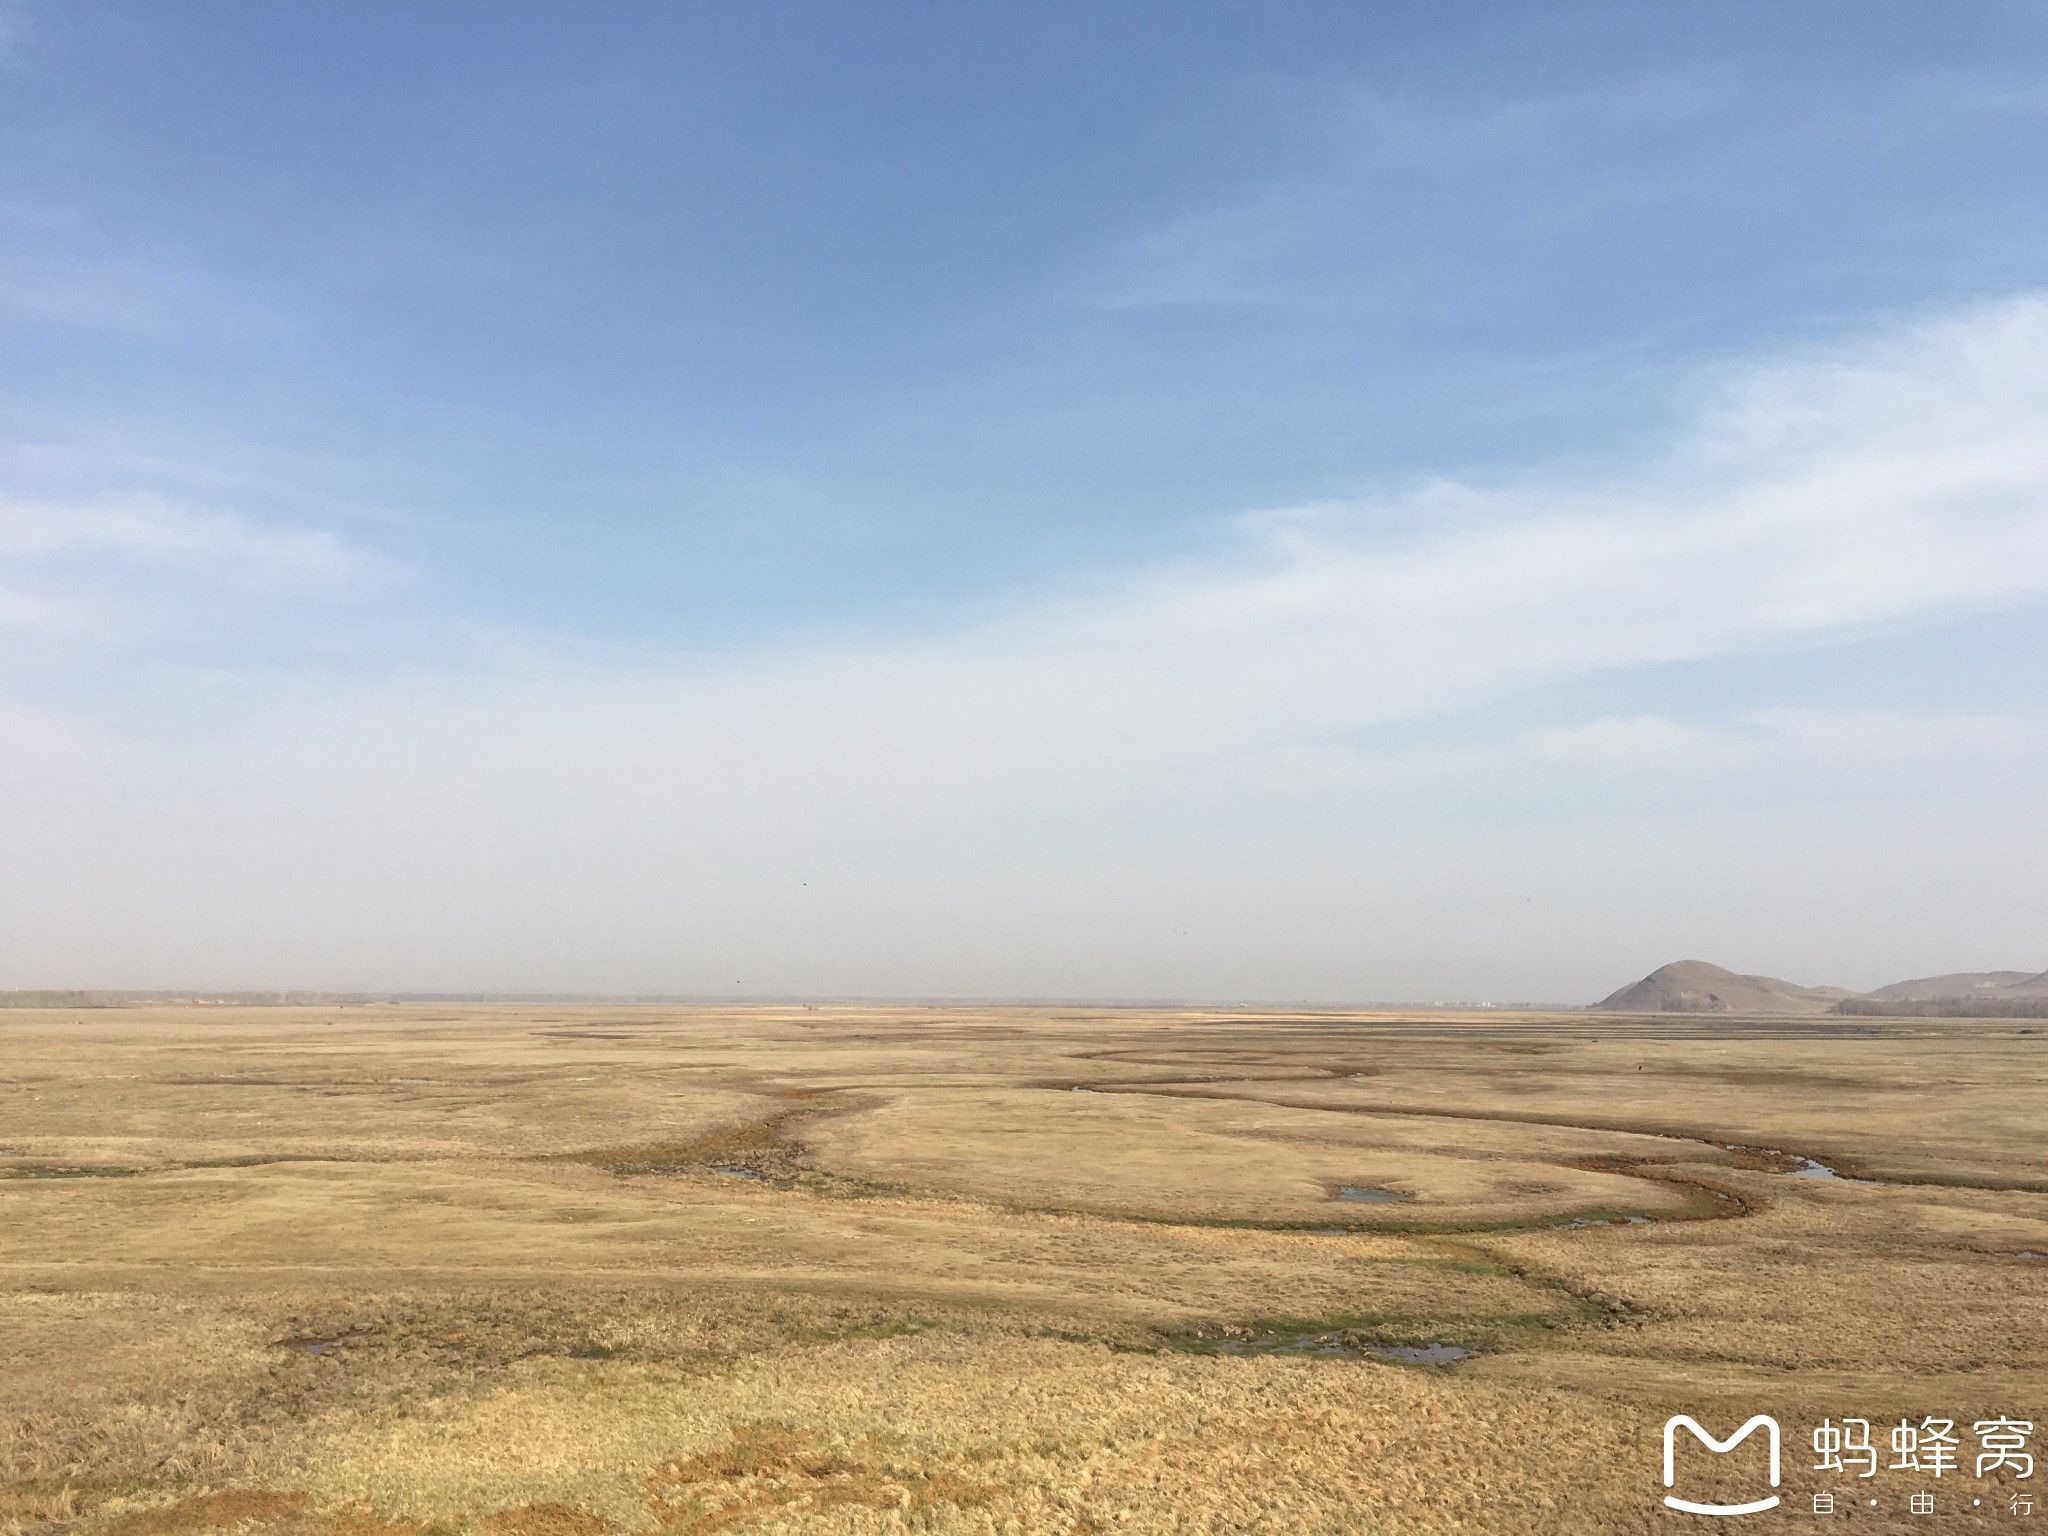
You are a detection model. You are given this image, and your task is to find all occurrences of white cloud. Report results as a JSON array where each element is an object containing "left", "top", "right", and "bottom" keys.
[{"left": 4, "top": 296, "right": 2048, "bottom": 994}]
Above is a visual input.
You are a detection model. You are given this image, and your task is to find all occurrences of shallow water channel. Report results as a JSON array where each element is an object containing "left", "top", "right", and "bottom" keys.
[{"left": 1211, "top": 1332, "right": 1476, "bottom": 1366}]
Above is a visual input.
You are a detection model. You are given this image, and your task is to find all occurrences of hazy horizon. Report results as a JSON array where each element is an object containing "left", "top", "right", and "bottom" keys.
[
  {"left": 5, "top": 3, "right": 2047, "bottom": 1001},
  {"left": 4, "top": 955, "right": 2041, "bottom": 1011}
]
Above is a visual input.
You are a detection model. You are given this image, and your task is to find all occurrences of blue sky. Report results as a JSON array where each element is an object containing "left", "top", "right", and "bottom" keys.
[{"left": 3, "top": 3, "right": 2046, "bottom": 998}]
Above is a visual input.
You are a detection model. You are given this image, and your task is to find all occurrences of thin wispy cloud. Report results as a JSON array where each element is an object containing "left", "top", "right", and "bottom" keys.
[
  {"left": 0, "top": 261, "right": 184, "bottom": 336},
  {"left": 1089, "top": 75, "right": 1711, "bottom": 311},
  {"left": 1526, "top": 708, "right": 2047, "bottom": 777},
  {"left": 0, "top": 497, "right": 368, "bottom": 581},
  {"left": 1092, "top": 68, "right": 2048, "bottom": 314},
  {"left": 0, "top": 496, "right": 382, "bottom": 673}
]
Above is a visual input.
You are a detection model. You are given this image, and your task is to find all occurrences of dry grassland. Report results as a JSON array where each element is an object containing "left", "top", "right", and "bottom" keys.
[{"left": 2, "top": 1005, "right": 2044, "bottom": 1534}]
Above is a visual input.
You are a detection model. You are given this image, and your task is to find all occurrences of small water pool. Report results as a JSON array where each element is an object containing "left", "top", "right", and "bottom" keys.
[{"left": 1334, "top": 1185, "right": 1406, "bottom": 1204}]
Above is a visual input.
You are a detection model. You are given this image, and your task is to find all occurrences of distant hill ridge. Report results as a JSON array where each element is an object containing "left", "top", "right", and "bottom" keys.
[
  {"left": 1865, "top": 969, "right": 2048, "bottom": 1002},
  {"left": 1594, "top": 960, "right": 2048, "bottom": 1016},
  {"left": 1592, "top": 960, "right": 1850, "bottom": 1015}
]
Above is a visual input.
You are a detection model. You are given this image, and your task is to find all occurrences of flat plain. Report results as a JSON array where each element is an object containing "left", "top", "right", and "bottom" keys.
[{"left": 3, "top": 1004, "right": 2044, "bottom": 1534}]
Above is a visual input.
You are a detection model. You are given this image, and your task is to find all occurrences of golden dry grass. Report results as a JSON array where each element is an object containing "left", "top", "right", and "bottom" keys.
[{"left": 2, "top": 1003, "right": 2044, "bottom": 1533}]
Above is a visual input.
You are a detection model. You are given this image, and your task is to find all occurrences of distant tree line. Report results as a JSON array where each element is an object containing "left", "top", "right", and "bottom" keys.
[{"left": 1836, "top": 997, "right": 2048, "bottom": 1018}]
